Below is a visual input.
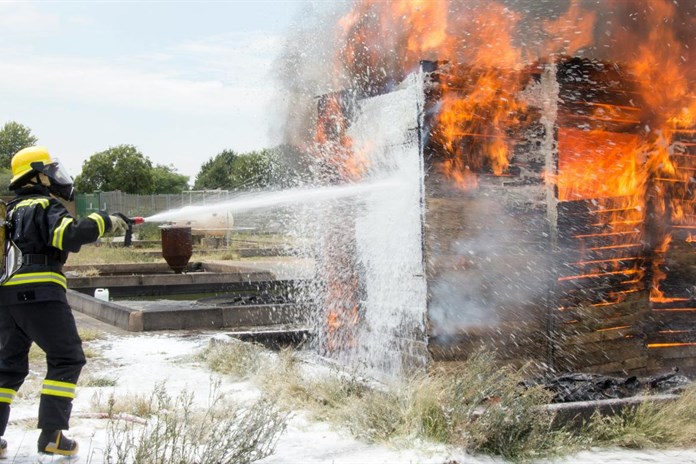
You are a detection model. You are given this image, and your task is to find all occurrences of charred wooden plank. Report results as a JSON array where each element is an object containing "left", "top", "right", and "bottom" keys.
[
  {"left": 579, "top": 356, "right": 649, "bottom": 376},
  {"left": 647, "top": 345, "right": 696, "bottom": 360},
  {"left": 558, "top": 339, "right": 646, "bottom": 368}
]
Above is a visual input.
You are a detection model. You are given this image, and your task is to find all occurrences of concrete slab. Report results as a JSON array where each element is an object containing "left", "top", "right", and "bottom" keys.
[
  {"left": 72, "top": 304, "right": 129, "bottom": 336},
  {"left": 68, "top": 290, "right": 145, "bottom": 331},
  {"left": 68, "top": 290, "right": 308, "bottom": 333},
  {"left": 65, "top": 259, "right": 312, "bottom": 298},
  {"left": 65, "top": 259, "right": 311, "bottom": 334}
]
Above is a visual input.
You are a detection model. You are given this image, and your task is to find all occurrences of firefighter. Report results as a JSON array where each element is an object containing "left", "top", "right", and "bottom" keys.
[{"left": 0, "top": 146, "right": 127, "bottom": 458}]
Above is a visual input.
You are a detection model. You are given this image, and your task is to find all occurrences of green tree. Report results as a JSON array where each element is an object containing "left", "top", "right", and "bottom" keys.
[
  {"left": 0, "top": 121, "right": 38, "bottom": 169},
  {"left": 228, "top": 150, "right": 274, "bottom": 189},
  {"left": 193, "top": 149, "right": 239, "bottom": 190},
  {"left": 267, "top": 144, "right": 314, "bottom": 187},
  {"left": 75, "top": 145, "right": 154, "bottom": 194},
  {"left": 193, "top": 147, "right": 311, "bottom": 191},
  {"left": 152, "top": 164, "right": 189, "bottom": 193},
  {"left": 0, "top": 168, "right": 12, "bottom": 196}
]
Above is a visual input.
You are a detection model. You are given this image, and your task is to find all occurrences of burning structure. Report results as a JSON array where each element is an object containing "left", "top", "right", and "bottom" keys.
[{"left": 282, "top": 0, "right": 696, "bottom": 379}]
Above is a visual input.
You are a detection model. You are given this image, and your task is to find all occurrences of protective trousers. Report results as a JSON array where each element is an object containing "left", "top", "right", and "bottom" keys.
[{"left": 0, "top": 284, "right": 86, "bottom": 435}]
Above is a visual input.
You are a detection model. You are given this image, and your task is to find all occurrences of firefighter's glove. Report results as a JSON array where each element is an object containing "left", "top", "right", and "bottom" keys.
[{"left": 109, "top": 214, "right": 128, "bottom": 235}]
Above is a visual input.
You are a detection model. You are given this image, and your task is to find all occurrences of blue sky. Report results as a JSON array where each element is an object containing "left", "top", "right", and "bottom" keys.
[{"left": 0, "top": 1, "right": 325, "bottom": 183}]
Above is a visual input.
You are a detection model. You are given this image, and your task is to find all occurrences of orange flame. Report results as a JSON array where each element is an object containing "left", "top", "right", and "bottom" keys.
[
  {"left": 557, "top": 129, "right": 647, "bottom": 202},
  {"left": 314, "top": 0, "right": 695, "bottom": 333},
  {"left": 542, "top": 0, "right": 596, "bottom": 57}
]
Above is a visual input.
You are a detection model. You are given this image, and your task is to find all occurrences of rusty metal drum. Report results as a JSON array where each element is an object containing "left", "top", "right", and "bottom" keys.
[{"left": 161, "top": 226, "right": 193, "bottom": 274}]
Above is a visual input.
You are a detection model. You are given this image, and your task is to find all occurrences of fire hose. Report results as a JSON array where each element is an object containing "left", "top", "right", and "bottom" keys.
[{"left": 113, "top": 213, "right": 145, "bottom": 247}]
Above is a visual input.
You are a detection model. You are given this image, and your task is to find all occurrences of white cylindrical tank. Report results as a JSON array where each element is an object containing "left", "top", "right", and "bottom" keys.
[{"left": 174, "top": 212, "right": 233, "bottom": 238}]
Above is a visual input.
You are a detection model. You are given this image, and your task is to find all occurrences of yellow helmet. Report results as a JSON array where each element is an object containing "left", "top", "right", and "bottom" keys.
[
  {"left": 10, "top": 146, "right": 53, "bottom": 186},
  {"left": 9, "top": 146, "right": 75, "bottom": 200}
]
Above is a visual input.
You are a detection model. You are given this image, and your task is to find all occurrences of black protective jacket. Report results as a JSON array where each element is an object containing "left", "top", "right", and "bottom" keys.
[{"left": 1, "top": 185, "right": 112, "bottom": 290}]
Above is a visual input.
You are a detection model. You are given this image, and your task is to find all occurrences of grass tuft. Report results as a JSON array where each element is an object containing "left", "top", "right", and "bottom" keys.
[
  {"left": 253, "top": 350, "right": 570, "bottom": 461},
  {"left": 581, "top": 382, "right": 696, "bottom": 449},
  {"left": 91, "top": 391, "right": 156, "bottom": 418},
  {"left": 75, "top": 266, "right": 101, "bottom": 277},
  {"left": 81, "top": 375, "right": 118, "bottom": 388},
  {"left": 103, "top": 381, "right": 287, "bottom": 464},
  {"left": 199, "top": 338, "right": 268, "bottom": 380},
  {"left": 79, "top": 328, "right": 106, "bottom": 342}
]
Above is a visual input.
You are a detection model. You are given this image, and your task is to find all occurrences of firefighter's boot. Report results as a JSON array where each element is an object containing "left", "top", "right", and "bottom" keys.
[
  {"left": 37, "top": 430, "right": 78, "bottom": 457},
  {"left": 0, "top": 437, "right": 7, "bottom": 459}
]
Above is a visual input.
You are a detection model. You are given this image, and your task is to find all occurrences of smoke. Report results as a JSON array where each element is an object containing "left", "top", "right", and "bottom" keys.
[
  {"left": 427, "top": 194, "right": 553, "bottom": 338},
  {"left": 271, "top": 0, "right": 695, "bottom": 141},
  {"left": 269, "top": 2, "right": 353, "bottom": 149}
]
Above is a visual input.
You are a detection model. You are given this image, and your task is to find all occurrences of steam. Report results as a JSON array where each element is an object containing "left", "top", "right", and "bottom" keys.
[
  {"left": 427, "top": 199, "right": 553, "bottom": 338},
  {"left": 270, "top": 3, "right": 353, "bottom": 149}
]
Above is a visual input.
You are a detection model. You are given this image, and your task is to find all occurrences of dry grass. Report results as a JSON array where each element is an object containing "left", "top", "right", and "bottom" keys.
[
  {"left": 81, "top": 374, "right": 118, "bottom": 388},
  {"left": 231, "top": 346, "right": 565, "bottom": 460},
  {"left": 80, "top": 328, "right": 106, "bottom": 342},
  {"left": 219, "top": 343, "right": 696, "bottom": 461},
  {"left": 66, "top": 243, "right": 164, "bottom": 265},
  {"left": 102, "top": 382, "right": 287, "bottom": 464},
  {"left": 75, "top": 266, "right": 102, "bottom": 277},
  {"left": 90, "top": 390, "right": 159, "bottom": 418},
  {"left": 332, "top": 355, "right": 560, "bottom": 460},
  {"left": 199, "top": 338, "right": 268, "bottom": 380},
  {"left": 581, "top": 383, "right": 696, "bottom": 449}
]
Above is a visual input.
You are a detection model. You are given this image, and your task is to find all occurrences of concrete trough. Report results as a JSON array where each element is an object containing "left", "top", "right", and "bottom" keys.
[
  {"left": 66, "top": 262, "right": 285, "bottom": 298},
  {"left": 65, "top": 261, "right": 309, "bottom": 335},
  {"left": 67, "top": 289, "right": 306, "bottom": 332},
  {"left": 68, "top": 289, "right": 143, "bottom": 331}
]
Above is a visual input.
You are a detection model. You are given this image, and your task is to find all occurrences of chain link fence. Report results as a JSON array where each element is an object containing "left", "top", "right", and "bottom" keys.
[
  {"left": 75, "top": 190, "right": 286, "bottom": 235},
  {"left": 75, "top": 190, "right": 233, "bottom": 218}
]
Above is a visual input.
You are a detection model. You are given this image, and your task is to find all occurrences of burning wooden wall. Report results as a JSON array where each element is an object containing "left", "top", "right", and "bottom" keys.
[
  {"left": 426, "top": 54, "right": 696, "bottom": 373},
  {"left": 299, "top": 0, "right": 695, "bottom": 379},
  {"left": 547, "top": 58, "right": 652, "bottom": 375},
  {"left": 310, "top": 56, "right": 696, "bottom": 379},
  {"left": 309, "top": 76, "right": 430, "bottom": 379},
  {"left": 424, "top": 56, "right": 696, "bottom": 376},
  {"left": 423, "top": 60, "right": 554, "bottom": 368},
  {"left": 648, "top": 127, "right": 696, "bottom": 374}
]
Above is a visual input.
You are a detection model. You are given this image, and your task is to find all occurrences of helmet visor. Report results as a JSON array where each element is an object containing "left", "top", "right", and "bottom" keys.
[{"left": 41, "top": 159, "right": 74, "bottom": 186}]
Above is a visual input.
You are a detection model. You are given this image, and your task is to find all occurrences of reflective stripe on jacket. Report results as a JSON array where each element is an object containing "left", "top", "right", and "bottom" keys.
[{"left": 1, "top": 185, "right": 112, "bottom": 288}]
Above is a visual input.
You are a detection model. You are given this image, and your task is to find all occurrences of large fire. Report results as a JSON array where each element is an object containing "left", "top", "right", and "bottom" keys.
[{"left": 312, "top": 0, "right": 694, "bottom": 319}]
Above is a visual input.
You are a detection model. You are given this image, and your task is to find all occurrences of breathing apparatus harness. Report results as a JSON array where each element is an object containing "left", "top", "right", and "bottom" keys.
[{"left": 0, "top": 199, "right": 22, "bottom": 285}]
